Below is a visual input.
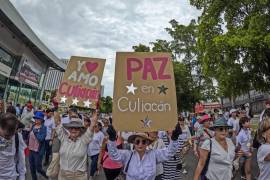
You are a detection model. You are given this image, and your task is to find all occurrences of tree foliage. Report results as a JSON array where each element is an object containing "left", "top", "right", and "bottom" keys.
[
  {"left": 132, "top": 20, "right": 217, "bottom": 111},
  {"left": 190, "top": 0, "right": 270, "bottom": 101},
  {"left": 99, "top": 96, "right": 112, "bottom": 113}
]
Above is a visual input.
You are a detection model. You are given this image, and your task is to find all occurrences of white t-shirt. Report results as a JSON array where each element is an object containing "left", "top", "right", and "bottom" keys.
[
  {"left": 44, "top": 117, "right": 55, "bottom": 140},
  {"left": 87, "top": 131, "right": 104, "bottom": 156},
  {"left": 201, "top": 138, "right": 235, "bottom": 180},
  {"left": 257, "top": 144, "right": 270, "bottom": 180},
  {"left": 227, "top": 117, "right": 239, "bottom": 133}
]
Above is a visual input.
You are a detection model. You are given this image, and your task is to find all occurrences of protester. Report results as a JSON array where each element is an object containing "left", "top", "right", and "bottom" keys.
[
  {"left": 0, "top": 113, "right": 26, "bottom": 180},
  {"left": 147, "top": 131, "right": 166, "bottom": 180},
  {"left": 43, "top": 108, "right": 55, "bottom": 166},
  {"left": 15, "top": 104, "right": 21, "bottom": 117},
  {"left": 260, "top": 99, "right": 270, "bottom": 122},
  {"left": 88, "top": 121, "right": 104, "bottom": 179},
  {"left": 257, "top": 116, "right": 270, "bottom": 180},
  {"left": 106, "top": 123, "right": 182, "bottom": 180},
  {"left": 193, "top": 114, "right": 214, "bottom": 158},
  {"left": 98, "top": 136, "right": 123, "bottom": 180},
  {"left": 194, "top": 117, "right": 242, "bottom": 180},
  {"left": 21, "top": 103, "right": 34, "bottom": 142},
  {"left": 56, "top": 111, "right": 97, "bottom": 180},
  {"left": 83, "top": 115, "right": 91, "bottom": 129},
  {"left": 161, "top": 130, "right": 184, "bottom": 180},
  {"left": 227, "top": 108, "right": 239, "bottom": 142},
  {"left": 178, "top": 116, "right": 192, "bottom": 174},
  {"left": 28, "top": 111, "right": 48, "bottom": 180},
  {"left": 237, "top": 117, "right": 252, "bottom": 180},
  {"left": 102, "top": 117, "right": 110, "bottom": 135},
  {"left": 46, "top": 112, "right": 61, "bottom": 179}
]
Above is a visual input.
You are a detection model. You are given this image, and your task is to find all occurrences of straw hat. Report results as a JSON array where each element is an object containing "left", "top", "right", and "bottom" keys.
[{"left": 128, "top": 132, "right": 154, "bottom": 144}]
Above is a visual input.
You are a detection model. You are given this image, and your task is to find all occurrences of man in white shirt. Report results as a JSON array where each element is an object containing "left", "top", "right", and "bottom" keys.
[
  {"left": 44, "top": 108, "right": 55, "bottom": 166},
  {"left": 0, "top": 113, "right": 26, "bottom": 180}
]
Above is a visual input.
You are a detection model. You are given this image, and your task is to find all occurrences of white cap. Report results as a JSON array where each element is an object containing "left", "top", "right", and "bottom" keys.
[{"left": 230, "top": 109, "right": 237, "bottom": 114}]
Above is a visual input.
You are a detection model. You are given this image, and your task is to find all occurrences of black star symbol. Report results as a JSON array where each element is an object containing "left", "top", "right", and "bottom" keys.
[{"left": 157, "top": 85, "right": 168, "bottom": 94}]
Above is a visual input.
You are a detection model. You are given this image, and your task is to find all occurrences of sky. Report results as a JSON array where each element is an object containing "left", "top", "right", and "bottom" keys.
[{"left": 10, "top": 0, "right": 200, "bottom": 97}]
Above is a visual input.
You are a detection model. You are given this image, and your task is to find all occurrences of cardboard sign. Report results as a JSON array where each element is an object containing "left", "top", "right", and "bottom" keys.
[
  {"left": 112, "top": 52, "right": 178, "bottom": 132},
  {"left": 57, "top": 56, "right": 105, "bottom": 109}
]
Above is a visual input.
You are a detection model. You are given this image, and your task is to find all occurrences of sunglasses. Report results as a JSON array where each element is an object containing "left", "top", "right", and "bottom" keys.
[
  {"left": 68, "top": 127, "right": 81, "bottom": 130},
  {"left": 134, "top": 139, "right": 148, "bottom": 145},
  {"left": 216, "top": 127, "right": 228, "bottom": 132}
]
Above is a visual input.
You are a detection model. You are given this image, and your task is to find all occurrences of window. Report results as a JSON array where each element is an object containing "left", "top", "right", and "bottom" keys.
[{"left": 0, "top": 48, "right": 14, "bottom": 67}]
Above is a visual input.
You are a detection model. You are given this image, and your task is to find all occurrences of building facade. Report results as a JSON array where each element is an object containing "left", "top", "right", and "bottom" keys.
[
  {"left": 44, "top": 59, "right": 69, "bottom": 91},
  {"left": 0, "top": 0, "right": 64, "bottom": 106},
  {"left": 221, "top": 90, "right": 270, "bottom": 114}
]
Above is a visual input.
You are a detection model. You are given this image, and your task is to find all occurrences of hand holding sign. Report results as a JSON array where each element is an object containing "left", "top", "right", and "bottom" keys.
[
  {"left": 57, "top": 56, "right": 105, "bottom": 109},
  {"left": 113, "top": 52, "right": 178, "bottom": 132}
]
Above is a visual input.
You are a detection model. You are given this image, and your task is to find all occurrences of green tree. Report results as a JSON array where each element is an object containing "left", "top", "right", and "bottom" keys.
[
  {"left": 99, "top": 96, "right": 112, "bottom": 113},
  {"left": 132, "top": 19, "right": 217, "bottom": 111},
  {"left": 189, "top": 0, "right": 270, "bottom": 103},
  {"left": 132, "top": 44, "right": 150, "bottom": 52}
]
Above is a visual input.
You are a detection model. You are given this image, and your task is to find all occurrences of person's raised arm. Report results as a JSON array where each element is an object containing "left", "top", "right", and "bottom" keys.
[
  {"left": 81, "top": 110, "right": 97, "bottom": 144},
  {"left": 54, "top": 112, "right": 67, "bottom": 142},
  {"left": 106, "top": 125, "right": 130, "bottom": 164},
  {"left": 155, "top": 123, "right": 182, "bottom": 163}
]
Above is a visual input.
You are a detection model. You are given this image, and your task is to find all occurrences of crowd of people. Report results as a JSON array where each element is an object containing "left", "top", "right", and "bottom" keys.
[{"left": 0, "top": 98, "right": 270, "bottom": 180}]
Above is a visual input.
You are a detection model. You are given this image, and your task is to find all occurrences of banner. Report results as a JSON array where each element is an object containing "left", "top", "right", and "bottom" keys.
[
  {"left": 19, "top": 59, "right": 41, "bottom": 87},
  {"left": 57, "top": 56, "right": 105, "bottom": 109},
  {"left": 112, "top": 52, "right": 178, "bottom": 132}
]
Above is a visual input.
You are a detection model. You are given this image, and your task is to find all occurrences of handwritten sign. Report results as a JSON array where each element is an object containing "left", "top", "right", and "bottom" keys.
[
  {"left": 112, "top": 52, "right": 178, "bottom": 132},
  {"left": 57, "top": 56, "right": 105, "bottom": 109}
]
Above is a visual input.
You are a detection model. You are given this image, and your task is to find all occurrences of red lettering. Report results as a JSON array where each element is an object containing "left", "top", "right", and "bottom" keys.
[
  {"left": 154, "top": 57, "right": 171, "bottom": 80},
  {"left": 143, "top": 58, "right": 158, "bottom": 80},
  {"left": 127, "top": 58, "right": 142, "bottom": 80}
]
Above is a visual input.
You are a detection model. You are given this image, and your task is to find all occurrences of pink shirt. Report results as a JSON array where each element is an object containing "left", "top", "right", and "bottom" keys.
[
  {"left": 102, "top": 151, "right": 122, "bottom": 169},
  {"left": 28, "top": 131, "right": 39, "bottom": 152}
]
